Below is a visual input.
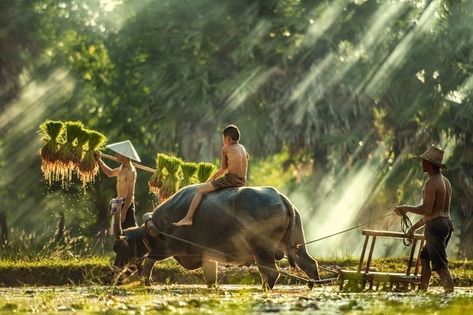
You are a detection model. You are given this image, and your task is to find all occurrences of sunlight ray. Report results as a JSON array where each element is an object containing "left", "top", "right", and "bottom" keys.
[{"left": 365, "top": 0, "right": 441, "bottom": 95}]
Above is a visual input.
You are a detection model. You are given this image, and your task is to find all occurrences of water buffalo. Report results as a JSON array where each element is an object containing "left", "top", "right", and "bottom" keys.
[{"left": 113, "top": 185, "right": 319, "bottom": 289}]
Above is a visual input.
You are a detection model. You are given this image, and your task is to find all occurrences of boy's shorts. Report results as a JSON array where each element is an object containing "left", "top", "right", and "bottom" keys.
[
  {"left": 420, "top": 216, "right": 453, "bottom": 271},
  {"left": 211, "top": 173, "right": 246, "bottom": 190}
]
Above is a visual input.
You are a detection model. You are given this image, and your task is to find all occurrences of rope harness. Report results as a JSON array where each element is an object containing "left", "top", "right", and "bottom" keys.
[
  {"left": 153, "top": 230, "right": 336, "bottom": 285},
  {"left": 133, "top": 211, "right": 410, "bottom": 285}
]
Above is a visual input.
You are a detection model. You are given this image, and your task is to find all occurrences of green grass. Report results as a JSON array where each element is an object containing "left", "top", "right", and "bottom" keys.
[
  {"left": 1, "top": 256, "right": 472, "bottom": 287},
  {"left": 0, "top": 256, "right": 112, "bottom": 286},
  {"left": 0, "top": 256, "right": 110, "bottom": 269},
  {"left": 0, "top": 256, "right": 472, "bottom": 314}
]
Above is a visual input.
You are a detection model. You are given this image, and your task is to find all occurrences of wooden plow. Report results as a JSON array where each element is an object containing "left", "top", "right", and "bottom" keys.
[{"left": 338, "top": 229, "right": 425, "bottom": 291}]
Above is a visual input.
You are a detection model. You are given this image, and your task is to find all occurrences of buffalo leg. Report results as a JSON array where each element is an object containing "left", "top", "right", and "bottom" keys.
[
  {"left": 202, "top": 260, "right": 218, "bottom": 288},
  {"left": 294, "top": 247, "right": 319, "bottom": 289},
  {"left": 254, "top": 250, "right": 279, "bottom": 290},
  {"left": 141, "top": 258, "right": 156, "bottom": 286}
]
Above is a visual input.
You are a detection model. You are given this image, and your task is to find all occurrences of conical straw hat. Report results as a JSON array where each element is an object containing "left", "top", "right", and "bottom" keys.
[
  {"left": 418, "top": 145, "right": 446, "bottom": 169},
  {"left": 106, "top": 140, "right": 141, "bottom": 162}
]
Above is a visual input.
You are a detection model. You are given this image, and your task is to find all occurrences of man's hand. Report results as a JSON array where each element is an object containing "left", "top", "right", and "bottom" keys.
[
  {"left": 94, "top": 151, "right": 102, "bottom": 161},
  {"left": 394, "top": 206, "right": 407, "bottom": 216}
]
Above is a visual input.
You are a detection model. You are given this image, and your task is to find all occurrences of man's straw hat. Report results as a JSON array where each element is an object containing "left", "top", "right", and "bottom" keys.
[
  {"left": 418, "top": 145, "right": 446, "bottom": 169},
  {"left": 106, "top": 140, "right": 141, "bottom": 162}
]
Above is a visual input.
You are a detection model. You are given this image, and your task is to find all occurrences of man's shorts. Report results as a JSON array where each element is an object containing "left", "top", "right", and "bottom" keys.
[
  {"left": 109, "top": 198, "right": 137, "bottom": 230},
  {"left": 420, "top": 216, "right": 453, "bottom": 271},
  {"left": 122, "top": 202, "right": 137, "bottom": 229},
  {"left": 211, "top": 173, "right": 246, "bottom": 190}
]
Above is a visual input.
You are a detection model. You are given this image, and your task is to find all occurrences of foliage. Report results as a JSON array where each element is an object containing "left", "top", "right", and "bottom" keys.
[{"left": 1, "top": 0, "right": 473, "bottom": 256}]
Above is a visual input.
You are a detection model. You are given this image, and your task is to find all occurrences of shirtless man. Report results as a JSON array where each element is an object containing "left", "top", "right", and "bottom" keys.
[
  {"left": 95, "top": 140, "right": 141, "bottom": 229},
  {"left": 173, "top": 124, "right": 248, "bottom": 227},
  {"left": 394, "top": 145, "right": 454, "bottom": 293}
]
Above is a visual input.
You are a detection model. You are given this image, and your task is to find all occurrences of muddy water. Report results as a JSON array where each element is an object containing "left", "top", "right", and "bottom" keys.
[{"left": 0, "top": 285, "right": 472, "bottom": 314}]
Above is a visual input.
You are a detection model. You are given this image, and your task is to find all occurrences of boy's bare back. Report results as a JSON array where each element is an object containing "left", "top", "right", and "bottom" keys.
[{"left": 223, "top": 143, "right": 248, "bottom": 179}]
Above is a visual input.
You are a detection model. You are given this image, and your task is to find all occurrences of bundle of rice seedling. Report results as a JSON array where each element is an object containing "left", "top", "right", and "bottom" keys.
[
  {"left": 179, "top": 162, "right": 198, "bottom": 189},
  {"left": 38, "top": 120, "right": 64, "bottom": 185},
  {"left": 56, "top": 121, "right": 85, "bottom": 185},
  {"left": 78, "top": 130, "right": 107, "bottom": 186},
  {"left": 71, "top": 127, "right": 89, "bottom": 167},
  {"left": 148, "top": 153, "right": 167, "bottom": 196},
  {"left": 197, "top": 162, "right": 218, "bottom": 183},
  {"left": 159, "top": 156, "right": 182, "bottom": 201}
]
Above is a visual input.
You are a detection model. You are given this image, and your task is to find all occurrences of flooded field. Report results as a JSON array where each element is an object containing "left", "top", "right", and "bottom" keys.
[{"left": 1, "top": 285, "right": 472, "bottom": 314}]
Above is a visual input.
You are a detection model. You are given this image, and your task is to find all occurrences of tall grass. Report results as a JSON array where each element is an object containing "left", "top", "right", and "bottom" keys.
[{"left": 0, "top": 228, "right": 113, "bottom": 261}]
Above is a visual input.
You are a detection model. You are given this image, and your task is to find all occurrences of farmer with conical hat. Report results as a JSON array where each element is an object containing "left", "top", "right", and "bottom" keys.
[
  {"left": 95, "top": 140, "right": 141, "bottom": 229},
  {"left": 394, "top": 145, "right": 454, "bottom": 293}
]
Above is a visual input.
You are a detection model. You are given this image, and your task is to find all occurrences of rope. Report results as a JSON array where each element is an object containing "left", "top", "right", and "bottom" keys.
[
  {"left": 144, "top": 212, "right": 407, "bottom": 284},
  {"left": 298, "top": 213, "right": 394, "bottom": 247},
  {"left": 400, "top": 213, "right": 413, "bottom": 246}
]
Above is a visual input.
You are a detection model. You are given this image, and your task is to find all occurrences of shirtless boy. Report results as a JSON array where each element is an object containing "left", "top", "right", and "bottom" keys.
[
  {"left": 394, "top": 145, "right": 454, "bottom": 293},
  {"left": 173, "top": 124, "right": 248, "bottom": 227},
  {"left": 95, "top": 140, "right": 141, "bottom": 229}
]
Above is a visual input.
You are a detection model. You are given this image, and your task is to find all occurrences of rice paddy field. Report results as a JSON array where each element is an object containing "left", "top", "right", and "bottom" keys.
[
  {"left": 0, "top": 285, "right": 472, "bottom": 314},
  {"left": 1, "top": 257, "right": 472, "bottom": 314}
]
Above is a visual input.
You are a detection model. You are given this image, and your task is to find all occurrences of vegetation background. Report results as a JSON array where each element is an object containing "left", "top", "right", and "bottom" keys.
[{"left": 0, "top": 0, "right": 472, "bottom": 258}]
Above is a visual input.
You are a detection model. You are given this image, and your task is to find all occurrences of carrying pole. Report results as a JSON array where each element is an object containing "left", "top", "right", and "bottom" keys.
[{"left": 101, "top": 153, "right": 156, "bottom": 173}]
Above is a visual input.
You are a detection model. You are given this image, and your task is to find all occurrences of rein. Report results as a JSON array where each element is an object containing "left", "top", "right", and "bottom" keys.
[{"left": 400, "top": 213, "right": 413, "bottom": 246}]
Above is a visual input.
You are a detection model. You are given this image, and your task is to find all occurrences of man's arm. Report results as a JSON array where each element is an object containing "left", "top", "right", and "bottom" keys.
[
  {"left": 95, "top": 151, "right": 119, "bottom": 177},
  {"left": 407, "top": 218, "right": 425, "bottom": 237},
  {"left": 207, "top": 147, "right": 228, "bottom": 182},
  {"left": 121, "top": 171, "right": 136, "bottom": 223},
  {"left": 395, "top": 180, "right": 435, "bottom": 216}
]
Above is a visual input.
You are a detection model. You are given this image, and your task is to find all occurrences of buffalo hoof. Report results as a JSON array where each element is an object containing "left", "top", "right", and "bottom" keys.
[
  {"left": 206, "top": 282, "right": 218, "bottom": 289},
  {"left": 262, "top": 283, "right": 271, "bottom": 292},
  {"left": 307, "top": 281, "right": 314, "bottom": 290}
]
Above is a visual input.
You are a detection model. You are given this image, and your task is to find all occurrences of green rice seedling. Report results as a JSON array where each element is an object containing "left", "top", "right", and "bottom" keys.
[
  {"left": 160, "top": 156, "right": 182, "bottom": 201},
  {"left": 148, "top": 153, "right": 167, "bottom": 196},
  {"left": 78, "top": 130, "right": 107, "bottom": 186},
  {"left": 71, "top": 128, "right": 89, "bottom": 167},
  {"left": 38, "top": 120, "right": 64, "bottom": 185},
  {"left": 179, "top": 162, "right": 198, "bottom": 188},
  {"left": 56, "top": 121, "right": 85, "bottom": 186},
  {"left": 197, "top": 162, "right": 217, "bottom": 183}
]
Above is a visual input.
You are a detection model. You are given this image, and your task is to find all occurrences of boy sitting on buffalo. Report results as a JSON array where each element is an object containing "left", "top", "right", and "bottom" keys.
[{"left": 173, "top": 124, "right": 248, "bottom": 227}]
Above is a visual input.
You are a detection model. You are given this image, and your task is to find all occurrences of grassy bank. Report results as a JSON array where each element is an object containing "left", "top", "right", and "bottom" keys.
[{"left": 1, "top": 257, "right": 472, "bottom": 287}]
